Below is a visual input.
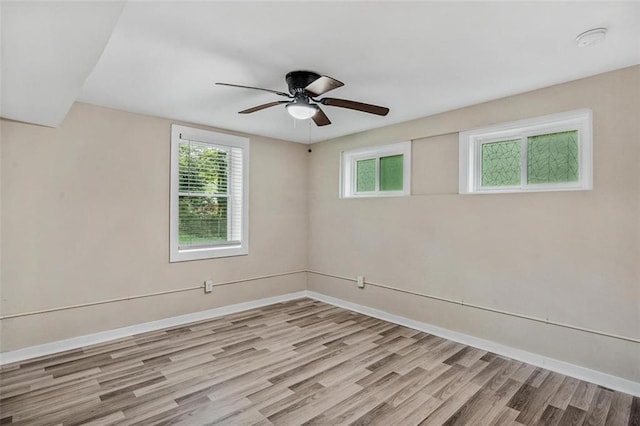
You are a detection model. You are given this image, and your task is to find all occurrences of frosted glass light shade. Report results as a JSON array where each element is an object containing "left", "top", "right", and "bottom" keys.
[{"left": 286, "top": 102, "right": 318, "bottom": 120}]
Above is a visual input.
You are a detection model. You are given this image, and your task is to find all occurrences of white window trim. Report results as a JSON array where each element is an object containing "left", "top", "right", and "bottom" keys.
[
  {"left": 340, "top": 141, "right": 411, "bottom": 198},
  {"left": 459, "top": 109, "right": 593, "bottom": 194},
  {"left": 170, "top": 124, "right": 249, "bottom": 262}
]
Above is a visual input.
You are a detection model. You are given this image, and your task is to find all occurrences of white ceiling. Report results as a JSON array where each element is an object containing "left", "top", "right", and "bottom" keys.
[
  {"left": 3, "top": 2, "right": 640, "bottom": 143},
  {"left": 0, "top": 1, "right": 124, "bottom": 126}
]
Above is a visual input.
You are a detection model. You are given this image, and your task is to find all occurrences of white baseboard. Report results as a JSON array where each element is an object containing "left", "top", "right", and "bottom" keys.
[
  {"left": 307, "top": 291, "right": 640, "bottom": 397},
  {"left": 3, "top": 289, "right": 638, "bottom": 398},
  {"left": 0, "top": 291, "right": 309, "bottom": 366}
]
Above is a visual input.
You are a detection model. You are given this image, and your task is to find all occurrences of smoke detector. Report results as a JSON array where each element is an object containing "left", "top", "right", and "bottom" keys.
[{"left": 576, "top": 28, "right": 607, "bottom": 47}]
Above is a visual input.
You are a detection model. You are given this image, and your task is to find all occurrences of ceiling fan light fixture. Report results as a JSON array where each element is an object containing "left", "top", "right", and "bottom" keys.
[{"left": 286, "top": 101, "right": 318, "bottom": 120}]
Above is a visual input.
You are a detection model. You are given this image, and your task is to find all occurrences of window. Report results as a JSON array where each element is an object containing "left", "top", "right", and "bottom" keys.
[
  {"left": 170, "top": 125, "right": 249, "bottom": 262},
  {"left": 459, "top": 109, "right": 592, "bottom": 194},
  {"left": 340, "top": 141, "right": 411, "bottom": 198}
]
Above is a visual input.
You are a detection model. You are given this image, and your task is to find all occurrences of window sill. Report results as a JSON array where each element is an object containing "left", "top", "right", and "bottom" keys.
[
  {"left": 170, "top": 245, "right": 248, "bottom": 262},
  {"left": 460, "top": 184, "right": 592, "bottom": 195},
  {"left": 341, "top": 191, "right": 410, "bottom": 199}
]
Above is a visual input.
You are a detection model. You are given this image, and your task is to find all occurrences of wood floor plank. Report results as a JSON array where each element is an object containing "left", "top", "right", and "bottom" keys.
[
  {"left": 420, "top": 381, "right": 482, "bottom": 425},
  {"left": 442, "top": 375, "right": 521, "bottom": 426},
  {"left": 524, "top": 367, "right": 550, "bottom": 388},
  {"left": 559, "top": 405, "right": 588, "bottom": 425},
  {"left": 82, "top": 410, "right": 126, "bottom": 426},
  {"left": 474, "top": 379, "right": 524, "bottom": 426},
  {"left": 570, "top": 380, "right": 599, "bottom": 411},
  {"left": 489, "top": 406, "right": 521, "bottom": 425},
  {"left": 431, "top": 358, "right": 489, "bottom": 401},
  {"left": 391, "top": 394, "right": 444, "bottom": 426},
  {"left": 629, "top": 396, "right": 640, "bottom": 426},
  {"left": 583, "top": 387, "right": 614, "bottom": 426},
  {"left": 258, "top": 382, "right": 326, "bottom": 418},
  {"left": 511, "top": 363, "right": 537, "bottom": 383},
  {"left": 536, "top": 404, "right": 564, "bottom": 426},
  {"left": 0, "top": 297, "right": 635, "bottom": 425},
  {"left": 311, "top": 365, "right": 418, "bottom": 425},
  {"left": 514, "top": 371, "right": 565, "bottom": 424},
  {"left": 603, "top": 390, "right": 632, "bottom": 425},
  {"left": 266, "top": 380, "right": 362, "bottom": 425},
  {"left": 549, "top": 375, "right": 580, "bottom": 410},
  {"left": 386, "top": 364, "right": 450, "bottom": 406}
]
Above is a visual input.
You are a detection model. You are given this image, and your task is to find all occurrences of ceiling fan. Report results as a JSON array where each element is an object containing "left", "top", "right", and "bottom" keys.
[{"left": 216, "top": 70, "right": 389, "bottom": 127}]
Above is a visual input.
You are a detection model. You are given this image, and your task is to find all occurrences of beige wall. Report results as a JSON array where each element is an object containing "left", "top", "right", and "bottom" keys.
[
  {"left": 307, "top": 66, "right": 640, "bottom": 381},
  {"left": 1, "top": 67, "right": 638, "bottom": 384},
  {"left": 0, "top": 102, "right": 309, "bottom": 350}
]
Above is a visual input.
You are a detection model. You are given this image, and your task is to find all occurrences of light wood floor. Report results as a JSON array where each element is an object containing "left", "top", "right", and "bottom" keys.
[{"left": 0, "top": 298, "right": 638, "bottom": 425}]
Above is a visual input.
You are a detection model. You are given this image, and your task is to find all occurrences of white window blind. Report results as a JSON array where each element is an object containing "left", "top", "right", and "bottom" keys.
[{"left": 177, "top": 139, "right": 243, "bottom": 249}]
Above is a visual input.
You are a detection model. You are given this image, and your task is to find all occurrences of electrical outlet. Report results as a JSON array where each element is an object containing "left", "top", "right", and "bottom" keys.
[
  {"left": 204, "top": 280, "right": 213, "bottom": 293},
  {"left": 357, "top": 276, "right": 365, "bottom": 289}
]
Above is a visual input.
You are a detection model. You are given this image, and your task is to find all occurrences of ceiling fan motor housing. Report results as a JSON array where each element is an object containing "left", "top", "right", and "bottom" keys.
[{"left": 286, "top": 70, "right": 321, "bottom": 95}]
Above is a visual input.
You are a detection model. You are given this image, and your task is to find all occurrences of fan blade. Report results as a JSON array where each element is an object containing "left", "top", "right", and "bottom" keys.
[
  {"left": 216, "top": 83, "right": 291, "bottom": 98},
  {"left": 239, "top": 101, "right": 289, "bottom": 114},
  {"left": 312, "top": 106, "right": 331, "bottom": 126},
  {"left": 319, "top": 98, "right": 389, "bottom": 116},
  {"left": 304, "top": 75, "right": 344, "bottom": 96}
]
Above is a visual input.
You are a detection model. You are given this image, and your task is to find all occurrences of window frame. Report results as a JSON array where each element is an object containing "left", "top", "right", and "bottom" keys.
[
  {"left": 459, "top": 109, "right": 593, "bottom": 194},
  {"left": 170, "top": 124, "right": 249, "bottom": 262},
  {"left": 340, "top": 141, "right": 411, "bottom": 198}
]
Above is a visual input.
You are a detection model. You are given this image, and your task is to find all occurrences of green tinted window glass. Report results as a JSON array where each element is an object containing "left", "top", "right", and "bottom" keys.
[
  {"left": 481, "top": 140, "right": 521, "bottom": 187},
  {"left": 380, "top": 155, "right": 403, "bottom": 191},
  {"left": 527, "top": 131, "right": 579, "bottom": 184},
  {"left": 356, "top": 159, "right": 376, "bottom": 192}
]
